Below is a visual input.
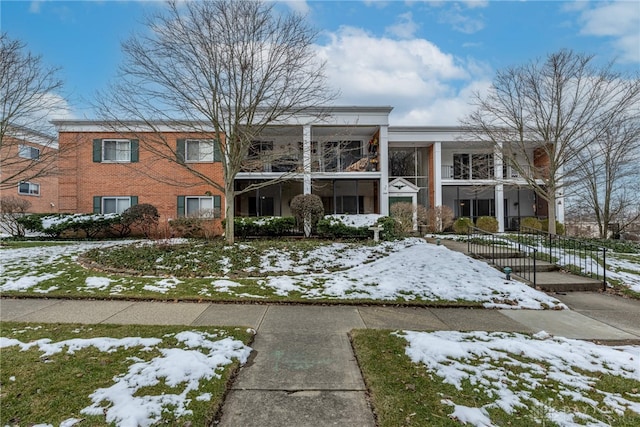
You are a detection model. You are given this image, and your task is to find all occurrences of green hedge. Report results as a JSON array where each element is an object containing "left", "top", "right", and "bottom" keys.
[
  {"left": 223, "top": 216, "right": 297, "bottom": 238},
  {"left": 16, "top": 213, "right": 121, "bottom": 238},
  {"left": 453, "top": 217, "right": 474, "bottom": 234},
  {"left": 476, "top": 216, "right": 498, "bottom": 233}
]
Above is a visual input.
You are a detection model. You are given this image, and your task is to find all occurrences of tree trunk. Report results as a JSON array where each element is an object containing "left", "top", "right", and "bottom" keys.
[
  {"left": 225, "top": 183, "right": 235, "bottom": 245},
  {"left": 547, "top": 193, "right": 557, "bottom": 235}
]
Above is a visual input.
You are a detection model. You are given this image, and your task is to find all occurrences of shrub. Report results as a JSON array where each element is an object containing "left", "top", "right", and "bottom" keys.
[
  {"left": 476, "top": 216, "right": 498, "bottom": 233},
  {"left": 0, "top": 196, "right": 32, "bottom": 237},
  {"left": 520, "top": 217, "right": 542, "bottom": 232},
  {"left": 16, "top": 213, "right": 120, "bottom": 238},
  {"left": 452, "top": 217, "right": 474, "bottom": 234},
  {"left": 316, "top": 217, "right": 371, "bottom": 239},
  {"left": 226, "top": 216, "right": 297, "bottom": 238},
  {"left": 290, "top": 194, "right": 324, "bottom": 237},
  {"left": 375, "top": 216, "right": 402, "bottom": 241},
  {"left": 120, "top": 203, "right": 160, "bottom": 238},
  {"left": 541, "top": 219, "right": 565, "bottom": 235},
  {"left": 169, "top": 217, "right": 205, "bottom": 238},
  {"left": 389, "top": 202, "right": 429, "bottom": 235},
  {"left": 425, "top": 205, "right": 454, "bottom": 233}
]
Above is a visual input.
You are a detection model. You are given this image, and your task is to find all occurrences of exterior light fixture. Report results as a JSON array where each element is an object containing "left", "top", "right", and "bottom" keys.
[{"left": 503, "top": 267, "right": 512, "bottom": 280}]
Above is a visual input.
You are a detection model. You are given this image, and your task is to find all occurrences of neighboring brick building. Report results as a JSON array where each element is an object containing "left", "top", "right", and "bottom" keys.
[
  {"left": 52, "top": 107, "right": 558, "bottom": 233},
  {"left": 54, "top": 123, "right": 225, "bottom": 233},
  {"left": 0, "top": 126, "right": 59, "bottom": 213}
]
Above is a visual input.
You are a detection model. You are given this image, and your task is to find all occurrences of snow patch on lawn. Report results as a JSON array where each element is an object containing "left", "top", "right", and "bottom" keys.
[
  {"left": 0, "top": 273, "right": 60, "bottom": 292},
  {"left": 1, "top": 331, "right": 251, "bottom": 427},
  {"left": 399, "top": 330, "right": 640, "bottom": 426}
]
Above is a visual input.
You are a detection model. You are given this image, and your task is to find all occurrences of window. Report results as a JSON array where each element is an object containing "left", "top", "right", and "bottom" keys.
[
  {"left": 103, "top": 140, "right": 131, "bottom": 162},
  {"left": 18, "top": 182, "right": 40, "bottom": 196},
  {"left": 93, "top": 139, "right": 138, "bottom": 163},
  {"left": 453, "top": 153, "right": 494, "bottom": 180},
  {"left": 453, "top": 154, "right": 470, "bottom": 179},
  {"left": 102, "top": 197, "right": 132, "bottom": 214},
  {"left": 177, "top": 139, "right": 219, "bottom": 163},
  {"left": 19, "top": 145, "right": 40, "bottom": 160},
  {"left": 472, "top": 154, "right": 494, "bottom": 179},
  {"left": 186, "top": 139, "right": 216, "bottom": 162},
  {"left": 322, "top": 141, "right": 362, "bottom": 172},
  {"left": 178, "top": 196, "right": 221, "bottom": 218}
]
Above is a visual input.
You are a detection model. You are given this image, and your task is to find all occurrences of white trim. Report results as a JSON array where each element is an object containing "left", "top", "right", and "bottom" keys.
[
  {"left": 102, "top": 139, "right": 131, "bottom": 163},
  {"left": 433, "top": 142, "right": 442, "bottom": 206}
]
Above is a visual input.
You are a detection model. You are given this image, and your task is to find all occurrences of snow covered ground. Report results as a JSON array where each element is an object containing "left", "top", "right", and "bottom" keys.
[
  {"left": 1, "top": 327, "right": 252, "bottom": 427},
  {"left": 399, "top": 330, "right": 640, "bottom": 427},
  {"left": 1, "top": 238, "right": 567, "bottom": 309}
]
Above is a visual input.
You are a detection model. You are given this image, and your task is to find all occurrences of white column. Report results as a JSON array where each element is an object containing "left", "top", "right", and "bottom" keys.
[
  {"left": 433, "top": 142, "right": 442, "bottom": 206},
  {"left": 303, "top": 125, "right": 311, "bottom": 195},
  {"left": 379, "top": 126, "right": 389, "bottom": 215},
  {"left": 494, "top": 143, "right": 504, "bottom": 232}
]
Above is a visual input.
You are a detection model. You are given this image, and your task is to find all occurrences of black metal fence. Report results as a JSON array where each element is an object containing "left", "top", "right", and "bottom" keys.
[
  {"left": 467, "top": 226, "right": 608, "bottom": 290},
  {"left": 519, "top": 226, "right": 607, "bottom": 289},
  {"left": 467, "top": 227, "right": 538, "bottom": 286}
]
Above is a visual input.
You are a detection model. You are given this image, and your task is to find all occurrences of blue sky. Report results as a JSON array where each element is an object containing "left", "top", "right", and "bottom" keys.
[{"left": 2, "top": 0, "right": 639, "bottom": 125}]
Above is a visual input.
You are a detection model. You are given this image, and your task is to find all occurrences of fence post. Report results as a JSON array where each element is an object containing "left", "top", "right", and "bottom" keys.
[
  {"left": 533, "top": 248, "right": 537, "bottom": 287},
  {"left": 602, "top": 247, "right": 607, "bottom": 292}
]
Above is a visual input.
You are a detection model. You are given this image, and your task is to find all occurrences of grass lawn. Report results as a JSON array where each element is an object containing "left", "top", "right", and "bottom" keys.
[
  {"left": 0, "top": 322, "right": 253, "bottom": 426},
  {"left": 351, "top": 329, "right": 640, "bottom": 427},
  {"left": 1, "top": 238, "right": 566, "bottom": 309}
]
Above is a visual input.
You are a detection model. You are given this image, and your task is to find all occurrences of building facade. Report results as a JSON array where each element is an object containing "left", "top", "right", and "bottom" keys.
[
  {"left": 53, "top": 106, "right": 561, "bottom": 233},
  {"left": 0, "top": 126, "right": 59, "bottom": 213}
]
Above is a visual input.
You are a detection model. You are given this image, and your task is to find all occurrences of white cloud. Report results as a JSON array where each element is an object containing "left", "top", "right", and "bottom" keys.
[
  {"left": 578, "top": 2, "right": 640, "bottom": 63},
  {"left": 315, "top": 27, "right": 491, "bottom": 125},
  {"left": 385, "top": 12, "right": 420, "bottom": 39},
  {"left": 29, "top": 1, "right": 43, "bottom": 13},
  {"left": 282, "top": 0, "right": 310, "bottom": 15},
  {"left": 438, "top": 7, "right": 485, "bottom": 34}
]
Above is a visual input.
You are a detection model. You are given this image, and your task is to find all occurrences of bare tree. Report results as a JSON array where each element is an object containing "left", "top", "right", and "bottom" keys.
[
  {"left": 0, "top": 33, "right": 65, "bottom": 189},
  {"left": 569, "top": 114, "right": 640, "bottom": 238},
  {"left": 462, "top": 50, "right": 640, "bottom": 234},
  {"left": 95, "top": 0, "right": 335, "bottom": 243}
]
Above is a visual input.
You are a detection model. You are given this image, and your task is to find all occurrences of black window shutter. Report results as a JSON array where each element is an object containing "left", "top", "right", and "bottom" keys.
[
  {"left": 214, "top": 139, "right": 222, "bottom": 162},
  {"left": 214, "top": 195, "right": 221, "bottom": 218},
  {"left": 177, "top": 196, "right": 185, "bottom": 217},
  {"left": 130, "top": 196, "right": 138, "bottom": 206},
  {"left": 93, "top": 139, "right": 102, "bottom": 162},
  {"left": 130, "top": 140, "right": 139, "bottom": 162},
  {"left": 93, "top": 196, "right": 102, "bottom": 213},
  {"left": 176, "top": 139, "right": 185, "bottom": 163}
]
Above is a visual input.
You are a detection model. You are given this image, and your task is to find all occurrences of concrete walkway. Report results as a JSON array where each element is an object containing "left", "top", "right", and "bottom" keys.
[{"left": 2, "top": 295, "right": 639, "bottom": 426}]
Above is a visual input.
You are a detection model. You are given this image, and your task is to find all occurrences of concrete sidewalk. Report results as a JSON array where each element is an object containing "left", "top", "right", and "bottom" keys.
[{"left": 2, "top": 297, "right": 639, "bottom": 427}]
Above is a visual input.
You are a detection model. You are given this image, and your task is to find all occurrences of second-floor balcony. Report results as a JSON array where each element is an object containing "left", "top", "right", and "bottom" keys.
[{"left": 441, "top": 164, "right": 531, "bottom": 180}]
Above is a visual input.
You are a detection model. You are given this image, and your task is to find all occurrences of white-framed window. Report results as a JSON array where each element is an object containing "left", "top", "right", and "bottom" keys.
[
  {"left": 18, "top": 182, "right": 40, "bottom": 196},
  {"left": 19, "top": 144, "right": 40, "bottom": 160},
  {"left": 179, "top": 196, "right": 221, "bottom": 218},
  {"left": 186, "top": 196, "right": 216, "bottom": 218},
  {"left": 185, "top": 139, "right": 216, "bottom": 162},
  {"left": 102, "top": 197, "right": 132, "bottom": 214},
  {"left": 103, "top": 139, "right": 131, "bottom": 162}
]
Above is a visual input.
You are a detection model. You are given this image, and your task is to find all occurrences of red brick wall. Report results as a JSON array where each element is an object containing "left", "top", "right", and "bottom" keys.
[
  {"left": 0, "top": 135, "right": 59, "bottom": 213},
  {"left": 58, "top": 131, "right": 225, "bottom": 229}
]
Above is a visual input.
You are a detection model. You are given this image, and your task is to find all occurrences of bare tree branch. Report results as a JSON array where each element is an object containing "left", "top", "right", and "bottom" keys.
[
  {"left": 461, "top": 49, "right": 640, "bottom": 234},
  {"left": 0, "top": 33, "right": 67, "bottom": 190},
  {"left": 94, "top": 0, "right": 336, "bottom": 243}
]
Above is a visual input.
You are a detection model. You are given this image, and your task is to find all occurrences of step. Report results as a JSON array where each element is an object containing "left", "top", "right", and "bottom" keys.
[
  {"left": 510, "top": 261, "right": 559, "bottom": 273},
  {"left": 529, "top": 271, "right": 604, "bottom": 292}
]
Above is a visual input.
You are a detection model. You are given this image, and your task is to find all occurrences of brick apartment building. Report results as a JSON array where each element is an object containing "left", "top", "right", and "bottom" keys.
[
  {"left": 0, "top": 126, "right": 59, "bottom": 213},
  {"left": 52, "top": 106, "right": 559, "bottom": 233}
]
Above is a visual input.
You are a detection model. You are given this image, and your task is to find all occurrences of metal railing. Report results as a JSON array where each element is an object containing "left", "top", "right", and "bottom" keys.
[
  {"left": 467, "top": 227, "right": 538, "bottom": 286},
  {"left": 519, "top": 226, "right": 607, "bottom": 290}
]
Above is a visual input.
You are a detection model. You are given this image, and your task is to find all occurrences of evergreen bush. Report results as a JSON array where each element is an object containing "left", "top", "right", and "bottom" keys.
[
  {"left": 476, "top": 216, "right": 499, "bottom": 233},
  {"left": 452, "top": 217, "right": 474, "bottom": 234}
]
